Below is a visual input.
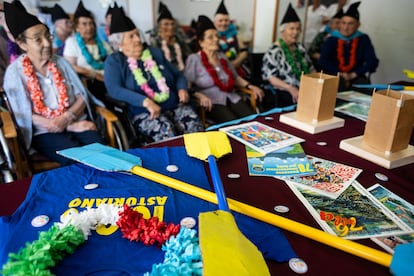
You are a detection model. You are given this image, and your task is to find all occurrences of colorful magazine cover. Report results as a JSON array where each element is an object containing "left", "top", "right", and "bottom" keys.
[
  {"left": 286, "top": 181, "right": 413, "bottom": 240},
  {"left": 335, "top": 102, "right": 370, "bottom": 122},
  {"left": 336, "top": 90, "right": 372, "bottom": 105},
  {"left": 368, "top": 184, "right": 414, "bottom": 253},
  {"left": 219, "top": 121, "right": 304, "bottom": 154},
  {"left": 246, "top": 144, "right": 316, "bottom": 177},
  {"left": 280, "top": 156, "right": 362, "bottom": 199}
]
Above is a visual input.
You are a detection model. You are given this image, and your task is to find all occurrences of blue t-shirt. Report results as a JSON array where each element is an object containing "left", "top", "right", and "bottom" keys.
[{"left": 0, "top": 146, "right": 296, "bottom": 275}]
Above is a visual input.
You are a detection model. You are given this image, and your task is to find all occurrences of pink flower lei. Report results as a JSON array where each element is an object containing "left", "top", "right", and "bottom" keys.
[
  {"left": 161, "top": 40, "right": 185, "bottom": 71},
  {"left": 127, "top": 49, "right": 170, "bottom": 103},
  {"left": 22, "top": 55, "right": 70, "bottom": 119}
]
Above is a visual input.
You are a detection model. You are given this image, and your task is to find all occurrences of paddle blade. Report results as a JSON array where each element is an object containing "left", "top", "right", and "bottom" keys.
[
  {"left": 57, "top": 143, "right": 142, "bottom": 172},
  {"left": 184, "top": 131, "right": 232, "bottom": 161},
  {"left": 199, "top": 210, "right": 270, "bottom": 276}
]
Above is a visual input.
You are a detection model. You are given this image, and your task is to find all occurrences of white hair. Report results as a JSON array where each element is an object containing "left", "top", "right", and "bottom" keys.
[{"left": 108, "top": 32, "right": 124, "bottom": 51}]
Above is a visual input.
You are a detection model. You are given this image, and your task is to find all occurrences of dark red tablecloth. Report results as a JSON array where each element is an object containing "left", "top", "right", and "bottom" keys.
[{"left": 2, "top": 111, "right": 413, "bottom": 276}]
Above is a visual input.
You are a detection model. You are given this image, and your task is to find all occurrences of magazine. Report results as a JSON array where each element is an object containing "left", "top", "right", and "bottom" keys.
[
  {"left": 336, "top": 90, "right": 372, "bottom": 105},
  {"left": 245, "top": 144, "right": 316, "bottom": 178},
  {"left": 368, "top": 184, "right": 414, "bottom": 253},
  {"left": 280, "top": 155, "right": 362, "bottom": 199},
  {"left": 219, "top": 121, "right": 304, "bottom": 154},
  {"left": 335, "top": 102, "right": 370, "bottom": 122},
  {"left": 286, "top": 181, "right": 413, "bottom": 240}
]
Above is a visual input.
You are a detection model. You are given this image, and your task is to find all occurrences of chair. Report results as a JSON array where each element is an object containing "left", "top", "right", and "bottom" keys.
[{"left": 0, "top": 88, "right": 129, "bottom": 179}]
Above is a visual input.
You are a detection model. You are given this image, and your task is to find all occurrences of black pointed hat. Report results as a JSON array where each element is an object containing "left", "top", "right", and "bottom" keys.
[
  {"left": 215, "top": 0, "right": 229, "bottom": 15},
  {"left": 74, "top": 0, "right": 93, "bottom": 19},
  {"left": 333, "top": 8, "right": 344, "bottom": 19},
  {"left": 4, "top": 1, "right": 43, "bottom": 39},
  {"left": 190, "top": 19, "right": 197, "bottom": 30},
  {"left": 51, "top": 4, "right": 69, "bottom": 23},
  {"left": 106, "top": 2, "right": 119, "bottom": 17},
  {"left": 157, "top": 2, "right": 173, "bottom": 22},
  {"left": 343, "top": 1, "right": 361, "bottom": 21},
  {"left": 196, "top": 15, "right": 215, "bottom": 38},
  {"left": 109, "top": 5, "right": 136, "bottom": 34},
  {"left": 281, "top": 3, "right": 301, "bottom": 24}
]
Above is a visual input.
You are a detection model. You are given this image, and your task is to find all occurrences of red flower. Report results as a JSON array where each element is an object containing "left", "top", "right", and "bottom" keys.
[
  {"left": 200, "top": 50, "right": 235, "bottom": 92},
  {"left": 22, "top": 55, "right": 69, "bottom": 118},
  {"left": 337, "top": 38, "right": 359, "bottom": 73}
]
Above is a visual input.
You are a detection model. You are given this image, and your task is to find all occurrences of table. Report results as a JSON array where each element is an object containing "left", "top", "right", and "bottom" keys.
[{"left": 1, "top": 111, "right": 413, "bottom": 276}]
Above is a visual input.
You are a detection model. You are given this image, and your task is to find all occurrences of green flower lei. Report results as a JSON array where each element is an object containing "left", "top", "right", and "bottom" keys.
[{"left": 279, "top": 39, "right": 310, "bottom": 80}]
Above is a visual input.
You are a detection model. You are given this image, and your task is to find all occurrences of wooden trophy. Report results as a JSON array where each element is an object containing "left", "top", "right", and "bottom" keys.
[
  {"left": 340, "top": 90, "right": 414, "bottom": 169},
  {"left": 279, "top": 72, "right": 344, "bottom": 134}
]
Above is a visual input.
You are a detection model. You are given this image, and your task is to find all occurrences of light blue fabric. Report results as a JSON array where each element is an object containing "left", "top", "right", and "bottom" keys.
[
  {"left": 206, "top": 105, "right": 296, "bottom": 131},
  {"left": 390, "top": 243, "right": 414, "bottom": 276}
]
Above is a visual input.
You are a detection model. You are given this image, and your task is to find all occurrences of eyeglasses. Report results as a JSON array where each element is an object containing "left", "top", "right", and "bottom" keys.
[{"left": 24, "top": 32, "right": 54, "bottom": 44}]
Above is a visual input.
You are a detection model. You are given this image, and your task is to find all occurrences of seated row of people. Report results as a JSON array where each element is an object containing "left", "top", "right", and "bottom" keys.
[
  {"left": 1, "top": 1, "right": 261, "bottom": 166},
  {"left": 261, "top": 2, "right": 379, "bottom": 108}
]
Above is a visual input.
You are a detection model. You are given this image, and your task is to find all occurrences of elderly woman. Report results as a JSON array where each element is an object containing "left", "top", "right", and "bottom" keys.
[
  {"left": 185, "top": 15, "right": 263, "bottom": 124},
  {"left": 3, "top": 2, "right": 103, "bottom": 165},
  {"left": 149, "top": 2, "right": 192, "bottom": 72},
  {"left": 213, "top": 0, "right": 250, "bottom": 78},
  {"left": 262, "top": 3, "right": 314, "bottom": 107},
  {"left": 104, "top": 7, "right": 203, "bottom": 143},
  {"left": 50, "top": 4, "right": 73, "bottom": 56},
  {"left": 63, "top": 1, "right": 112, "bottom": 102}
]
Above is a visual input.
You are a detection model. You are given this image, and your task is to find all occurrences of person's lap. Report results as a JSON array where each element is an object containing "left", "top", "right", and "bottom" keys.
[
  {"left": 133, "top": 104, "right": 203, "bottom": 142},
  {"left": 207, "top": 100, "right": 255, "bottom": 123},
  {"left": 32, "top": 130, "right": 104, "bottom": 165}
]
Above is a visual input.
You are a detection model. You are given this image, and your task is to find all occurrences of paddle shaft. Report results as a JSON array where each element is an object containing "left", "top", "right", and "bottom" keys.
[
  {"left": 130, "top": 165, "right": 392, "bottom": 268},
  {"left": 208, "top": 155, "right": 229, "bottom": 211}
]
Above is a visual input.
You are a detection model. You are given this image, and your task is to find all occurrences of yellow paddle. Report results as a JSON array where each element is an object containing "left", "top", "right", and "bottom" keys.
[
  {"left": 183, "top": 132, "right": 270, "bottom": 275},
  {"left": 58, "top": 143, "right": 393, "bottom": 268}
]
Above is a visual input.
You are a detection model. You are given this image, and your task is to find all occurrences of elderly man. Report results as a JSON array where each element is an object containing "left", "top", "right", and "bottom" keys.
[{"left": 319, "top": 2, "right": 379, "bottom": 92}]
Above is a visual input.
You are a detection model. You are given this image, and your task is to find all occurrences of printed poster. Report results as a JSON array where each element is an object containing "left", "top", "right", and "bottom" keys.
[
  {"left": 281, "top": 156, "right": 362, "bottom": 199},
  {"left": 286, "top": 181, "right": 412, "bottom": 240},
  {"left": 220, "top": 121, "right": 304, "bottom": 154},
  {"left": 246, "top": 144, "right": 316, "bottom": 178}
]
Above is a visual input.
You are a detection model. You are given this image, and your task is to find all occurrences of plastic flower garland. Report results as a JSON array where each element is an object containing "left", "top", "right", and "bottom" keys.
[
  {"left": 200, "top": 50, "right": 235, "bottom": 92},
  {"left": 127, "top": 49, "right": 170, "bottom": 103},
  {"left": 75, "top": 32, "right": 107, "bottom": 70},
  {"left": 1, "top": 204, "right": 202, "bottom": 276},
  {"left": 161, "top": 40, "right": 185, "bottom": 71},
  {"left": 337, "top": 37, "right": 359, "bottom": 73},
  {"left": 22, "top": 55, "right": 70, "bottom": 119},
  {"left": 279, "top": 39, "right": 310, "bottom": 80}
]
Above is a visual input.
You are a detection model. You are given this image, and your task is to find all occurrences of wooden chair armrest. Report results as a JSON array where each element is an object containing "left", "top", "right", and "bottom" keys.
[
  {"left": 239, "top": 87, "right": 257, "bottom": 112},
  {"left": 0, "top": 111, "right": 17, "bottom": 139},
  {"left": 95, "top": 106, "right": 118, "bottom": 123}
]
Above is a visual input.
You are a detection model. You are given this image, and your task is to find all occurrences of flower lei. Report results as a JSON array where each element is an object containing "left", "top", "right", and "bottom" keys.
[
  {"left": 161, "top": 39, "right": 185, "bottom": 71},
  {"left": 200, "top": 50, "right": 235, "bottom": 92},
  {"left": 279, "top": 39, "right": 310, "bottom": 80},
  {"left": 337, "top": 37, "right": 359, "bottom": 73},
  {"left": 1, "top": 204, "right": 202, "bottom": 276},
  {"left": 127, "top": 49, "right": 170, "bottom": 103},
  {"left": 22, "top": 55, "right": 70, "bottom": 119},
  {"left": 75, "top": 32, "right": 107, "bottom": 70}
]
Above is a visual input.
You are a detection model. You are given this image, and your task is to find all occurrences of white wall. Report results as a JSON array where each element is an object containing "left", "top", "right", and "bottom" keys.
[{"left": 38, "top": 0, "right": 414, "bottom": 84}]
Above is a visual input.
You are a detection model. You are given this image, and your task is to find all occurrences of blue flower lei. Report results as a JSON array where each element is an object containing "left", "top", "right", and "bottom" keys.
[{"left": 75, "top": 32, "right": 107, "bottom": 70}]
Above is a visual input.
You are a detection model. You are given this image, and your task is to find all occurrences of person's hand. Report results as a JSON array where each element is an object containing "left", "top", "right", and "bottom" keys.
[
  {"left": 195, "top": 92, "right": 212, "bottom": 112},
  {"left": 67, "top": 120, "right": 97, "bottom": 132},
  {"left": 46, "top": 115, "right": 68, "bottom": 133},
  {"left": 178, "top": 89, "right": 189, "bottom": 104},
  {"left": 95, "top": 72, "right": 104, "bottom": 82},
  {"left": 249, "top": 84, "right": 264, "bottom": 102},
  {"left": 288, "top": 86, "right": 300, "bottom": 103},
  {"left": 143, "top": 98, "right": 161, "bottom": 120}
]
